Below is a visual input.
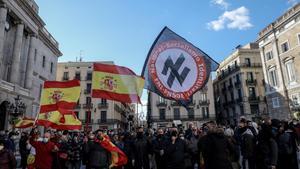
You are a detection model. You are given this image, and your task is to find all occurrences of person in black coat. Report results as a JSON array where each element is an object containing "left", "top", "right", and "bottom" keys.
[
  {"left": 256, "top": 123, "right": 278, "bottom": 169},
  {"left": 19, "top": 132, "right": 29, "bottom": 169},
  {"left": 84, "top": 130, "right": 111, "bottom": 169},
  {"left": 198, "top": 121, "right": 234, "bottom": 169},
  {"left": 133, "top": 127, "right": 152, "bottom": 169},
  {"left": 165, "top": 128, "right": 187, "bottom": 169},
  {"left": 152, "top": 128, "right": 167, "bottom": 169}
]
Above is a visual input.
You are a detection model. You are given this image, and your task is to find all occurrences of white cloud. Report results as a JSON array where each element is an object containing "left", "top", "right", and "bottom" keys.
[
  {"left": 211, "top": 0, "right": 230, "bottom": 10},
  {"left": 207, "top": 6, "right": 253, "bottom": 31},
  {"left": 287, "top": 0, "right": 299, "bottom": 6}
]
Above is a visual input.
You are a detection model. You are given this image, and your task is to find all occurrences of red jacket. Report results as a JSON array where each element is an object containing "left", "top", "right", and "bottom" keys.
[{"left": 30, "top": 139, "right": 55, "bottom": 169}]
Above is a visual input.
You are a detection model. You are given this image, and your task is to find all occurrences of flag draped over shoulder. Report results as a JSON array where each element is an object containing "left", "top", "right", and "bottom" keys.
[
  {"left": 142, "top": 26, "right": 219, "bottom": 102},
  {"left": 37, "top": 108, "right": 81, "bottom": 130},
  {"left": 14, "top": 117, "right": 34, "bottom": 128},
  {"left": 92, "top": 63, "right": 144, "bottom": 103},
  {"left": 40, "top": 80, "right": 81, "bottom": 113},
  {"left": 95, "top": 134, "right": 128, "bottom": 168}
]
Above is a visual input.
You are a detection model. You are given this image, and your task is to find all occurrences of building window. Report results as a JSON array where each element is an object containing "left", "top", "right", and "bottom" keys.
[
  {"left": 268, "top": 68, "right": 278, "bottom": 87},
  {"left": 50, "top": 62, "right": 53, "bottom": 73},
  {"left": 42, "top": 56, "right": 46, "bottom": 68},
  {"left": 174, "top": 108, "right": 180, "bottom": 120},
  {"left": 272, "top": 97, "right": 280, "bottom": 108},
  {"left": 297, "top": 33, "right": 300, "bottom": 44},
  {"left": 202, "top": 107, "right": 209, "bottom": 118},
  {"left": 291, "top": 94, "right": 300, "bottom": 106},
  {"left": 86, "top": 72, "right": 92, "bottom": 80},
  {"left": 238, "top": 89, "right": 243, "bottom": 99},
  {"left": 281, "top": 41, "right": 289, "bottom": 53},
  {"left": 75, "top": 72, "right": 81, "bottom": 80},
  {"left": 86, "top": 83, "right": 91, "bottom": 94},
  {"left": 250, "top": 104, "right": 259, "bottom": 114},
  {"left": 200, "top": 93, "right": 207, "bottom": 101},
  {"left": 247, "top": 72, "right": 254, "bottom": 81},
  {"left": 86, "top": 97, "right": 91, "bottom": 104},
  {"left": 265, "top": 51, "right": 273, "bottom": 61},
  {"left": 236, "top": 74, "right": 240, "bottom": 83},
  {"left": 34, "top": 49, "right": 37, "bottom": 63},
  {"left": 230, "top": 91, "right": 234, "bottom": 101},
  {"left": 63, "top": 72, "right": 69, "bottom": 80},
  {"left": 245, "top": 58, "right": 251, "bottom": 66},
  {"left": 240, "top": 105, "right": 244, "bottom": 115},
  {"left": 85, "top": 111, "right": 91, "bottom": 123},
  {"left": 39, "top": 84, "right": 43, "bottom": 100},
  {"left": 249, "top": 87, "right": 256, "bottom": 98},
  {"left": 188, "top": 108, "right": 194, "bottom": 119},
  {"left": 285, "top": 60, "right": 296, "bottom": 83},
  {"left": 101, "top": 111, "right": 107, "bottom": 122},
  {"left": 159, "top": 109, "right": 166, "bottom": 120},
  {"left": 101, "top": 99, "right": 107, "bottom": 104},
  {"left": 159, "top": 96, "right": 166, "bottom": 103}
]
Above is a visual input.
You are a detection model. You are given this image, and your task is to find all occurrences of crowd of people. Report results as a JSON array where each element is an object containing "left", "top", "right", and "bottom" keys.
[{"left": 0, "top": 117, "right": 300, "bottom": 169}]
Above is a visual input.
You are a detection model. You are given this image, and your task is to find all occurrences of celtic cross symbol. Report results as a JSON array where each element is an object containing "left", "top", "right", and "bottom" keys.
[{"left": 161, "top": 53, "right": 191, "bottom": 88}]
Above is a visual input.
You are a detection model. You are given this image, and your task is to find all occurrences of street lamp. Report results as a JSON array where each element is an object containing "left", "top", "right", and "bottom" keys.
[{"left": 7, "top": 95, "right": 26, "bottom": 124}]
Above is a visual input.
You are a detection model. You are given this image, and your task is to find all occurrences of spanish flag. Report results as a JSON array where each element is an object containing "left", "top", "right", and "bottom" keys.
[
  {"left": 95, "top": 134, "right": 128, "bottom": 168},
  {"left": 40, "top": 80, "right": 81, "bottom": 113},
  {"left": 37, "top": 109, "right": 82, "bottom": 130},
  {"left": 14, "top": 117, "right": 34, "bottom": 128},
  {"left": 92, "top": 63, "right": 144, "bottom": 103}
]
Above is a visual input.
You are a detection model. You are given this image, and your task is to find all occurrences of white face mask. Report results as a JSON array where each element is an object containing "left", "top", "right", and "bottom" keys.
[
  {"left": 0, "top": 145, "right": 4, "bottom": 150},
  {"left": 43, "top": 138, "right": 49, "bottom": 143}
]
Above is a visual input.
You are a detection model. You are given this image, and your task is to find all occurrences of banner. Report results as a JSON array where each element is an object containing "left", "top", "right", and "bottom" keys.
[
  {"left": 39, "top": 80, "right": 81, "bottom": 113},
  {"left": 92, "top": 63, "right": 144, "bottom": 103},
  {"left": 95, "top": 134, "right": 128, "bottom": 168},
  {"left": 14, "top": 117, "right": 34, "bottom": 128},
  {"left": 142, "top": 27, "right": 218, "bottom": 101},
  {"left": 37, "top": 109, "right": 81, "bottom": 130}
]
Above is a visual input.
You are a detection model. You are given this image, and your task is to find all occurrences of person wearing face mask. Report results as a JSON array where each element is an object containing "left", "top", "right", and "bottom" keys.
[
  {"left": 132, "top": 127, "right": 152, "bottom": 169},
  {"left": 152, "top": 128, "right": 167, "bottom": 169},
  {"left": 65, "top": 132, "right": 84, "bottom": 169},
  {"left": 29, "top": 130, "right": 59, "bottom": 169},
  {"left": 0, "top": 138, "right": 16, "bottom": 169}
]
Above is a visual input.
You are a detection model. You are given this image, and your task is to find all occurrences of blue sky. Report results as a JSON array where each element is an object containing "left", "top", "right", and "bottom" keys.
[
  {"left": 36, "top": 0, "right": 298, "bottom": 75},
  {"left": 35, "top": 0, "right": 298, "bottom": 117}
]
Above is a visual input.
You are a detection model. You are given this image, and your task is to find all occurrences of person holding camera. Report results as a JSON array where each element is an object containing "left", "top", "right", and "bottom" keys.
[{"left": 165, "top": 127, "right": 187, "bottom": 169}]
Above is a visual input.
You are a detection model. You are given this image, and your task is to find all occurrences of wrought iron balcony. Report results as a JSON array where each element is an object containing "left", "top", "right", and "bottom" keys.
[
  {"left": 151, "top": 115, "right": 212, "bottom": 122},
  {"left": 246, "top": 79, "right": 257, "bottom": 86},
  {"left": 81, "top": 119, "right": 94, "bottom": 124},
  {"left": 248, "top": 96, "right": 260, "bottom": 102},
  {"left": 98, "top": 102, "right": 108, "bottom": 109},
  {"left": 83, "top": 103, "right": 93, "bottom": 109},
  {"left": 199, "top": 100, "right": 210, "bottom": 105},
  {"left": 171, "top": 101, "right": 181, "bottom": 106},
  {"left": 97, "top": 119, "right": 121, "bottom": 124},
  {"left": 86, "top": 75, "right": 92, "bottom": 81},
  {"left": 156, "top": 101, "right": 167, "bottom": 107},
  {"left": 75, "top": 104, "right": 81, "bottom": 109},
  {"left": 240, "top": 63, "right": 262, "bottom": 68}
]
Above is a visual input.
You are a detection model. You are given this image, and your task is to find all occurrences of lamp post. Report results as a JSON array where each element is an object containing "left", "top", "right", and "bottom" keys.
[{"left": 7, "top": 95, "right": 26, "bottom": 124}]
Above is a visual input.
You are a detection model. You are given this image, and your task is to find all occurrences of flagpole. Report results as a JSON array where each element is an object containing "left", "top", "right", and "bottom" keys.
[{"left": 136, "top": 103, "right": 139, "bottom": 127}]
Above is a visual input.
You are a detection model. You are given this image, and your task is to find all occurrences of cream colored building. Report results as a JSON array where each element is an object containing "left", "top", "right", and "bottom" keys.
[
  {"left": 148, "top": 76, "right": 215, "bottom": 129},
  {"left": 56, "top": 62, "right": 134, "bottom": 131},
  {"left": 214, "top": 43, "right": 267, "bottom": 125},
  {"left": 0, "top": 0, "right": 62, "bottom": 130},
  {"left": 257, "top": 3, "right": 300, "bottom": 119}
]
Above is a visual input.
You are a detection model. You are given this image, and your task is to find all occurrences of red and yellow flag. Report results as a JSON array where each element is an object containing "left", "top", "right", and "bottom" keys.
[
  {"left": 37, "top": 108, "right": 81, "bottom": 130},
  {"left": 40, "top": 80, "right": 81, "bottom": 113},
  {"left": 14, "top": 117, "right": 34, "bottom": 128},
  {"left": 92, "top": 63, "right": 144, "bottom": 103},
  {"left": 95, "top": 134, "right": 128, "bottom": 168}
]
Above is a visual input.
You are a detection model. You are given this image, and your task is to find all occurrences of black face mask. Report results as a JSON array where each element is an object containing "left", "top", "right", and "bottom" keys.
[
  {"left": 157, "top": 134, "right": 163, "bottom": 138},
  {"left": 137, "top": 132, "right": 143, "bottom": 138}
]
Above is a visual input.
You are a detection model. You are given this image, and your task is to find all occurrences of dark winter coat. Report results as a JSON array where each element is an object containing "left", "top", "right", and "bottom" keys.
[
  {"left": 165, "top": 138, "right": 187, "bottom": 169},
  {"left": 84, "top": 140, "right": 110, "bottom": 168},
  {"left": 152, "top": 135, "right": 167, "bottom": 168},
  {"left": 198, "top": 132, "right": 234, "bottom": 169},
  {"left": 0, "top": 148, "right": 16, "bottom": 169},
  {"left": 133, "top": 136, "right": 152, "bottom": 169}
]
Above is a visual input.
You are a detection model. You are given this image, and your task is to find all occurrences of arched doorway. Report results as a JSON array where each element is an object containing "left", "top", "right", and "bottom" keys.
[{"left": 0, "top": 101, "right": 8, "bottom": 130}]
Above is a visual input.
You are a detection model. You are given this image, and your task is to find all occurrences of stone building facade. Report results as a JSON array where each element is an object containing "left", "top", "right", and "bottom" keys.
[
  {"left": 214, "top": 43, "right": 267, "bottom": 125},
  {"left": 0, "top": 0, "right": 62, "bottom": 130},
  {"left": 257, "top": 3, "right": 300, "bottom": 119},
  {"left": 56, "top": 62, "right": 134, "bottom": 131},
  {"left": 148, "top": 76, "right": 215, "bottom": 129}
]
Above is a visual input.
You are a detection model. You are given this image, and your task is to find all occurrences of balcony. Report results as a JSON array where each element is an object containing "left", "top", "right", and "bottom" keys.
[
  {"left": 234, "top": 80, "right": 241, "bottom": 87},
  {"left": 62, "top": 76, "right": 69, "bottom": 81},
  {"left": 246, "top": 79, "right": 257, "bottom": 86},
  {"left": 151, "top": 115, "right": 213, "bottom": 122},
  {"left": 97, "top": 119, "right": 121, "bottom": 124},
  {"left": 81, "top": 119, "right": 94, "bottom": 124},
  {"left": 156, "top": 101, "right": 167, "bottom": 107},
  {"left": 83, "top": 103, "right": 93, "bottom": 109},
  {"left": 240, "top": 63, "right": 262, "bottom": 68},
  {"left": 74, "top": 76, "right": 81, "bottom": 80},
  {"left": 248, "top": 96, "right": 260, "bottom": 102},
  {"left": 98, "top": 102, "right": 108, "bottom": 109},
  {"left": 171, "top": 101, "right": 181, "bottom": 106},
  {"left": 75, "top": 104, "right": 81, "bottom": 109},
  {"left": 199, "top": 100, "right": 210, "bottom": 105},
  {"left": 84, "top": 89, "right": 91, "bottom": 94}
]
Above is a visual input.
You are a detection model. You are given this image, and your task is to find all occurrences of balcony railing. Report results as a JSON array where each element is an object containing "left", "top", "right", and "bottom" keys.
[
  {"left": 86, "top": 75, "right": 92, "bottom": 81},
  {"left": 199, "top": 100, "right": 210, "bottom": 105},
  {"left": 75, "top": 104, "right": 81, "bottom": 109},
  {"left": 98, "top": 102, "right": 108, "bottom": 109},
  {"left": 151, "top": 115, "right": 213, "bottom": 122},
  {"left": 156, "top": 101, "right": 167, "bottom": 107},
  {"left": 62, "top": 76, "right": 69, "bottom": 81},
  {"left": 81, "top": 119, "right": 94, "bottom": 124},
  {"left": 248, "top": 96, "right": 260, "bottom": 102},
  {"left": 246, "top": 79, "right": 257, "bottom": 86},
  {"left": 171, "top": 101, "right": 181, "bottom": 106},
  {"left": 84, "top": 89, "right": 91, "bottom": 94},
  {"left": 74, "top": 76, "right": 81, "bottom": 80},
  {"left": 240, "top": 63, "right": 262, "bottom": 68},
  {"left": 83, "top": 103, "right": 93, "bottom": 109},
  {"left": 97, "top": 119, "right": 121, "bottom": 124}
]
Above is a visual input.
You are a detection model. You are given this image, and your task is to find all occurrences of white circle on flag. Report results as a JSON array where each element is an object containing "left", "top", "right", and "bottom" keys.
[{"left": 155, "top": 48, "right": 198, "bottom": 92}]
